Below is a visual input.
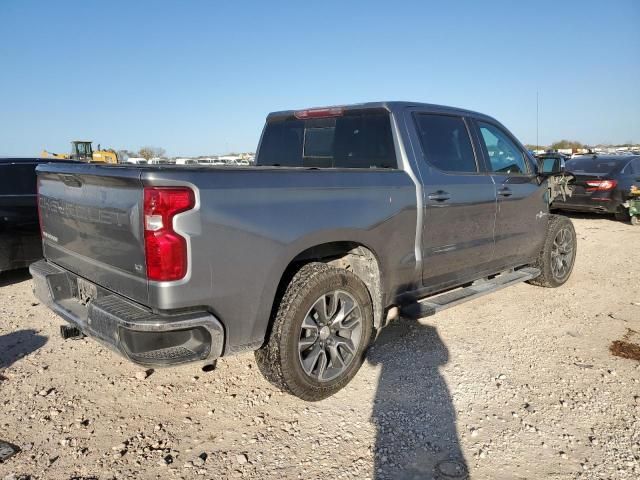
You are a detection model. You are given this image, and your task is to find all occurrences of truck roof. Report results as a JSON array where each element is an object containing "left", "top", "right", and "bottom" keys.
[{"left": 267, "top": 101, "right": 497, "bottom": 123}]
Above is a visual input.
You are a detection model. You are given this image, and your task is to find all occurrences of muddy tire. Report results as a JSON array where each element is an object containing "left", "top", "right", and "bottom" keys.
[
  {"left": 528, "top": 215, "right": 577, "bottom": 288},
  {"left": 255, "top": 262, "right": 374, "bottom": 401}
]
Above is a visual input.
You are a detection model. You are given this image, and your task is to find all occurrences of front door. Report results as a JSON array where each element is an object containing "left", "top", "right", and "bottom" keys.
[
  {"left": 474, "top": 120, "right": 548, "bottom": 265},
  {"left": 409, "top": 112, "right": 497, "bottom": 288}
]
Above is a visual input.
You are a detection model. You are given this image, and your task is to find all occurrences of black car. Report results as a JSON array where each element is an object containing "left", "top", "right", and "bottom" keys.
[
  {"left": 0, "top": 158, "right": 76, "bottom": 272},
  {"left": 551, "top": 155, "right": 640, "bottom": 220}
]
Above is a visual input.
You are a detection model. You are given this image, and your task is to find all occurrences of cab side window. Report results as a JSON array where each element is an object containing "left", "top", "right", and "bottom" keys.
[
  {"left": 414, "top": 114, "right": 478, "bottom": 173},
  {"left": 477, "top": 122, "right": 529, "bottom": 175}
]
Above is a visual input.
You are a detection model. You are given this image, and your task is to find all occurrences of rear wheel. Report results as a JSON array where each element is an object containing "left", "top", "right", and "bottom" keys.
[
  {"left": 255, "top": 262, "right": 373, "bottom": 401},
  {"left": 614, "top": 207, "right": 631, "bottom": 222},
  {"left": 528, "top": 215, "right": 577, "bottom": 288}
]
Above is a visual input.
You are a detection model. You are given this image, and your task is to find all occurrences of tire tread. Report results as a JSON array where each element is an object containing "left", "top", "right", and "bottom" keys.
[
  {"left": 527, "top": 214, "right": 576, "bottom": 288},
  {"left": 255, "top": 262, "right": 373, "bottom": 401}
]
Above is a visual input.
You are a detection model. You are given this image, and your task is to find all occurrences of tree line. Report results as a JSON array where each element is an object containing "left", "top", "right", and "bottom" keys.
[
  {"left": 525, "top": 140, "right": 638, "bottom": 151},
  {"left": 117, "top": 146, "right": 166, "bottom": 160}
]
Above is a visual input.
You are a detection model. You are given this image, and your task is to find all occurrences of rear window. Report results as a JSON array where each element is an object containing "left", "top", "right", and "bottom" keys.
[
  {"left": 565, "top": 158, "right": 623, "bottom": 174},
  {"left": 256, "top": 112, "right": 397, "bottom": 168},
  {"left": 0, "top": 162, "right": 38, "bottom": 195}
]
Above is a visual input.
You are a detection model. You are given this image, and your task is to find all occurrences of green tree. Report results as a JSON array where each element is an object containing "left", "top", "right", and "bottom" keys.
[
  {"left": 524, "top": 144, "right": 545, "bottom": 151},
  {"left": 550, "top": 140, "right": 585, "bottom": 150}
]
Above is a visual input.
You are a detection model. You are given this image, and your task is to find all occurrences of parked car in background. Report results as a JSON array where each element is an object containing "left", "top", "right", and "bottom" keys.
[
  {"left": 175, "top": 158, "right": 199, "bottom": 165},
  {"left": 126, "top": 157, "right": 148, "bottom": 165},
  {"left": 148, "top": 158, "right": 170, "bottom": 165},
  {"left": 551, "top": 155, "right": 640, "bottom": 221},
  {"left": 196, "top": 158, "right": 216, "bottom": 165},
  {"left": 0, "top": 158, "right": 75, "bottom": 273}
]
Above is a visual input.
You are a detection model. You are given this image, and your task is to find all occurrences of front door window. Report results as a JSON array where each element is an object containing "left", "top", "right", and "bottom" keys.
[{"left": 478, "top": 122, "right": 529, "bottom": 175}]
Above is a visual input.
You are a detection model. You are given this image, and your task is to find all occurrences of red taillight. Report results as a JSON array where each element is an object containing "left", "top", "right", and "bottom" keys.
[
  {"left": 294, "top": 106, "right": 344, "bottom": 119},
  {"left": 585, "top": 179, "right": 617, "bottom": 192},
  {"left": 143, "top": 187, "right": 195, "bottom": 281}
]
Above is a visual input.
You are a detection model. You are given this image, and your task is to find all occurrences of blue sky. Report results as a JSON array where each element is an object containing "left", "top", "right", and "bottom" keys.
[{"left": 1, "top": 0, "right": 638, "bottom": 156}]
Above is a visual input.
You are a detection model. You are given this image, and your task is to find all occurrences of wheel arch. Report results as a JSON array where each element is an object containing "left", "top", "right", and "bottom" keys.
[{"left": 266, "top": 241, "right": 385, "bottom": 341}]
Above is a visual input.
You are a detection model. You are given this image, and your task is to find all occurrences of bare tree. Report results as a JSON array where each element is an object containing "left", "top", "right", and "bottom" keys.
[
  {"left": 152, "top": 147, "right": 166, "bottom": 158},
  {"left": 138, "top": 146, "right": 165, "bottom": 160}
]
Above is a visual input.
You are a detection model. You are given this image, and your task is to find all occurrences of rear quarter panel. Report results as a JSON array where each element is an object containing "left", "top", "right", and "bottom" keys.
[{"left": 141, "top": 167, "right": 417, "bottom": 352}]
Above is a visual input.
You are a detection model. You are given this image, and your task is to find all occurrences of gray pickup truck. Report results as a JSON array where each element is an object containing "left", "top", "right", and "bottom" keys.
[{"left": 30, "top": 102, "right": 576, "bottom": 400}]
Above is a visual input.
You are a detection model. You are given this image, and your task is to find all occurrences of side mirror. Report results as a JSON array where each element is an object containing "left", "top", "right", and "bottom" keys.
[{"left": 537, "top": 158, "right": 566, "bottom": 175}]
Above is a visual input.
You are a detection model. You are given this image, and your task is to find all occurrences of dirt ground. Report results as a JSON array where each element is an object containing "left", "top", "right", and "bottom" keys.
[{"left": 1, "top": 214, "right": 639, "bottom": 480}]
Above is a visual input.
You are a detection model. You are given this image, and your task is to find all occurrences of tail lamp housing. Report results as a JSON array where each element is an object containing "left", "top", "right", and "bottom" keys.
[
  {"left": 585, "top": 179, "right": 617, "bottom": 192},
  {"left": 294, "top": 106, "right": 344, "bottom": 119},
  {"left": 143, "top": 187, "right": 195, "bottom": 281}
]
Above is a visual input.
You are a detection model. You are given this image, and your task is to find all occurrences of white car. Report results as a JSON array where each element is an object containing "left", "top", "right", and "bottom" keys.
[
  {"left": 126, "top": 157, "right": 147, "bottom": 165},
  {"left": 175, "top": 158, "right": 198, "bottom": 165}
]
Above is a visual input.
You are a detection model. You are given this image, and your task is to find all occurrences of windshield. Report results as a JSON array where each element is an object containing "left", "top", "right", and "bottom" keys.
[
  {"left": 565, "top": 158, "right": 622, "bottom": 175},
  {"left": 256, "top": 112, "right": 397, "bottom": 168}
]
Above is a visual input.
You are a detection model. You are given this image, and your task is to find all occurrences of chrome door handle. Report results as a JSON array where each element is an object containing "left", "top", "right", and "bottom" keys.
[
  {"left": 497, "top": 187, "right": 512, "bottom": 197},
  {"left": 428, "top": 191, "right": 451, "bottom": 202}
]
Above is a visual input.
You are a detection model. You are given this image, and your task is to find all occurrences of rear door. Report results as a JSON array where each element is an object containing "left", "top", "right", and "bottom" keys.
[
  {"left": 37, "top": 163, "right": 148, "bottom": 303},
  {"left": 473, "top": 120, "right": 547, "bottom": 265},
  {"left": 407, "top": 111, "right": 497, "bottom": 287}
]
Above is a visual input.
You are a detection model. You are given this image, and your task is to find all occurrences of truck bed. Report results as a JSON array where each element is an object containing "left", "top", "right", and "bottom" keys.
[{"left": 36, "top": 161, "right": 417, "bottom": 351}]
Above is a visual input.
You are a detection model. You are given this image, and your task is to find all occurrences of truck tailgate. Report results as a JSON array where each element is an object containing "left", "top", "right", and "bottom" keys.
[{"left": 37, "top": 163, "right": 148, "bottom": 304}]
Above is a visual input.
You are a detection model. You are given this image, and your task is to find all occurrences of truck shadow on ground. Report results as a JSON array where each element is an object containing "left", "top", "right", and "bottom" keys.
[
  {"left": 0, "top": 268, "right": 31, "bottom": 288},
  {"left": 367, "top": 319, "right": 468, "bottom": 480},
  {"left": 0, "top": 329, "right": 47, "bottom": 370}
]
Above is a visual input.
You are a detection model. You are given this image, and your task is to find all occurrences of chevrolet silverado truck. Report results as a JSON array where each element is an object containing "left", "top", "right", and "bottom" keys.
[{"left": 30, "top": 102, "right": 577, "bottom": 400}]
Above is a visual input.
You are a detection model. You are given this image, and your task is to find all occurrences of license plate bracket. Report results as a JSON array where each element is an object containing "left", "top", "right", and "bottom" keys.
[{"left": 76, "top": 277, "right": 97, "bottom": 305}]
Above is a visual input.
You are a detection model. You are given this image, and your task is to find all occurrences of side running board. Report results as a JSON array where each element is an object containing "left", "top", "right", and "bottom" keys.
[{"left": 402, "top": 267, "right": 541, "bottom": 319}]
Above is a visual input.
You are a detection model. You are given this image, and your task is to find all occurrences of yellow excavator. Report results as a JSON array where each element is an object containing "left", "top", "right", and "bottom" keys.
[{"left": 41, "top": 140, "right": 118, "bottom": 164}]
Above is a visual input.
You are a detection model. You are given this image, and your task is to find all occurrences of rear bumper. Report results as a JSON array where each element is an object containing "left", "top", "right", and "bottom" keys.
[
  {"left": 552, "top": 197, "right": 620, "bottom": 213},
  {"left": 29, "top": 259, "right": 224, "bottom": 367},
  {"left": 553, "top": 188, "right": 624, "bottom": 214}
]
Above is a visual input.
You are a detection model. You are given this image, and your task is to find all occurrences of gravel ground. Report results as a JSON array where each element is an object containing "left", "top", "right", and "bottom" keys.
[{"left": 1, "top": 214, "right": 639, "bottom": 480}]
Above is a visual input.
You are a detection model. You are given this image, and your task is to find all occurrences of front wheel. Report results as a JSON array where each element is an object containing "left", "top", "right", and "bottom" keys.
[
  {"left": 255, "top": 262, "right": 374, "bottom": 401},
  {"left": 528, "top": 215, "right": 577, "bottom": 288}
]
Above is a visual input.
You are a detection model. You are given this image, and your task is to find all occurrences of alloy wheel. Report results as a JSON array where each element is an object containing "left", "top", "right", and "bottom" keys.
[
  {"left": 298, "top": 290, "right": 363, "bottom": 382},
  {"left": 551, "top": 227, "right": 574, "bottom": 280}
]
